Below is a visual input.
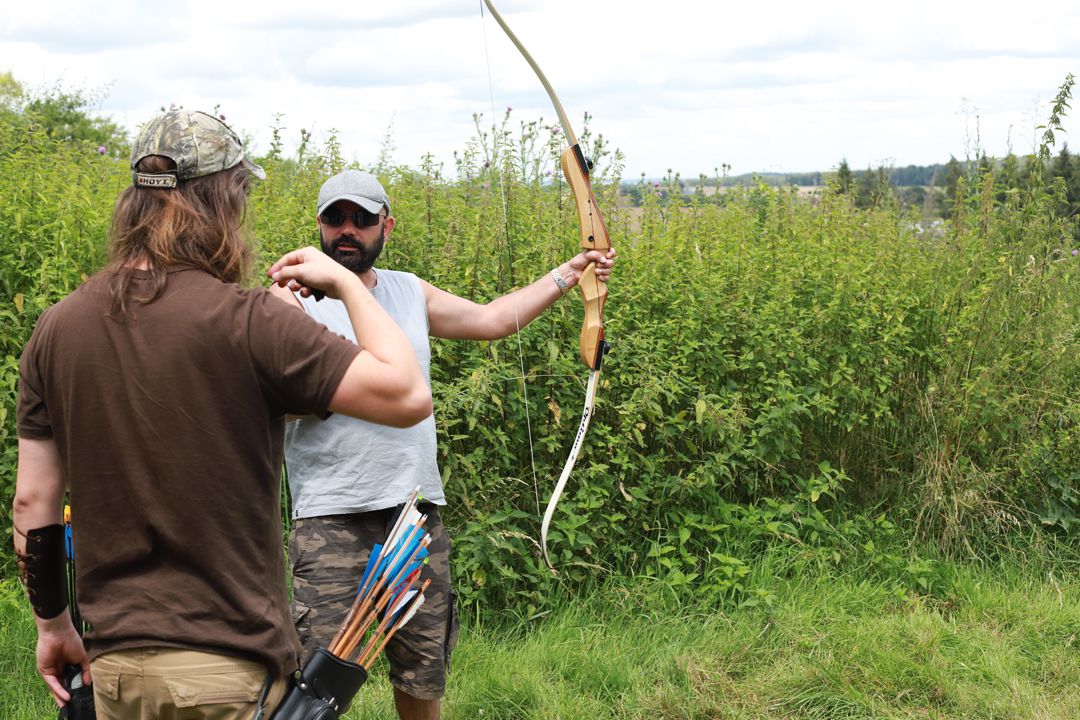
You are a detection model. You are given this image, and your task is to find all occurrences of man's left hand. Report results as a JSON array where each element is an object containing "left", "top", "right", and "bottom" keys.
[{"left": 565, "top": 247, "right": 617, "bottom": 286}]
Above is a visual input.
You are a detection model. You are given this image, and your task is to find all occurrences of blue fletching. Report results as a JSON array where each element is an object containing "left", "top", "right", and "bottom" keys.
[
  {"left": 385, "top": 531, "right": 422, "bottom": 583},
  {"left": 397, "top": 538, "right": 429, "bottom": 578},
  {"left": 379, "top": 524, "right": 418, "bottom": 579},
  {"left": 399, "top": 555, "right": 428, "bottom": 581},
  {"left": 357, "top": 543, "right": 383, "bottom": 597},
  {"left": 379, "top": 524, "right": 416, "bottom": 575},
  {"left": 375, "top": 536, "right": 401, "bottom": 581}
]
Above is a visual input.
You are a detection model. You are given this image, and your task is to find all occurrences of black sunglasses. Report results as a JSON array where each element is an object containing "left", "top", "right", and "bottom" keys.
[{"left": 320, "top": 206, "right": 385, "bottom": 228}]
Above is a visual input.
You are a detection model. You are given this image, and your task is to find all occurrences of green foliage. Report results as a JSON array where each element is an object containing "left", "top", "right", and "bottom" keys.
[
  {"left": 0, "top": 99, "right": 129, "bottom": 566},
  {"left": 0, "top": 578, "right": 57, "bottom": 717},
  {"left": 0, "top": 76, "right": 129, "bottom": 157},
  {"left": 0, "top": 71, "right": 24, "bottom": 109},
  {"left": 1, "top": 81, "right": 1078, "bottom": 626}
]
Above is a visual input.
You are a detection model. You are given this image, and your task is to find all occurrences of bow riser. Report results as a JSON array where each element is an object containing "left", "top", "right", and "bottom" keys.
[
  {"left": 560, "top": 145, "right": 611, "bottom": 369},
  {"left": 577, "top": 264, "right": 607, "bottom": 370},
  {"left": 560, "top": 145, "right": 611, "bottom": 252}
]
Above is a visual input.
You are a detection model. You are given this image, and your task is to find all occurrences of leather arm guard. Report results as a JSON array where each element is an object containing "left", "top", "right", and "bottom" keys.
[
  {"left": 270, "top": 648, "right": 368, "bottom": 719},
  {"left": 16, "top": 524, "right": 68, "bottom": 620}
]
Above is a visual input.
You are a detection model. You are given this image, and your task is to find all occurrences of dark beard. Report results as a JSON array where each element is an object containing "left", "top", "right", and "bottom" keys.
[{"left": 321, "top": 228, "right": 385, "bottom": 274}]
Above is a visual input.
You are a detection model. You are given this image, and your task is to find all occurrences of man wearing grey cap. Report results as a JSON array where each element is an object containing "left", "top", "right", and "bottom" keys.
[
  {"left": 14, "top": 113, "right": 431, "bottom": 719},
  {"left": 271, "top": 169, "right": 616, "bottom": 720}
]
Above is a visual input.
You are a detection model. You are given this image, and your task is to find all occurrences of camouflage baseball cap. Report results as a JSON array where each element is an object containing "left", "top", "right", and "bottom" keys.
[{"left": 130, "top": 110, "right": 265, "bottom": 189}]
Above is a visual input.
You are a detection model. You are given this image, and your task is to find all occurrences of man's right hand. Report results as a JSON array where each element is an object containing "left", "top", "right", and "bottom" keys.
[
  {"left": 35, "top": 614, "right": 90, "bottom": 707},
  {"left": 267, "top": 246, "right": 432, "bottom": 428},
  {"left": 267, "top": 247, "right": 358, "bottom": 300}
]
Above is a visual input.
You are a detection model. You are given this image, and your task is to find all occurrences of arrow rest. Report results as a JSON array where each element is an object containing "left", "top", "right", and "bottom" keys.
[
  {"left": 595, "top": 339, "right": 611, "bottom": 371},
  {"left": 571, "top": 144, "right": 592, "bottom": 177}
]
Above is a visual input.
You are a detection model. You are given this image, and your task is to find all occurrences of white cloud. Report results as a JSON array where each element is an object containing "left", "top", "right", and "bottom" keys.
[{"left": 0, "top": 0, "right": 1076, "bottom": 177}]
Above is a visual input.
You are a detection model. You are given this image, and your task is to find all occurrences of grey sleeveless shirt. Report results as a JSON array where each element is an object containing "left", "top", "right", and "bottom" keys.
[{"left": 284, "top": 268, "right": 444, "bottom": 518}]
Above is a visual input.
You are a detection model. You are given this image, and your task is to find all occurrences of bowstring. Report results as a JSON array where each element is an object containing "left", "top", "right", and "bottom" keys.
[{"left": 480, "top": 1, "right": 541, "bottom": 517}]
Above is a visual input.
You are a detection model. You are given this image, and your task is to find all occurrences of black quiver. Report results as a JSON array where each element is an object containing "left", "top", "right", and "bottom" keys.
[
  {"left": 58, "top": 665, "right": 95, "bottom": 719},
  {"left": 271, "top": 648, "right": 368, "bottom": 719},
  {"left": 59, "top": 506, "right": 96, "bottom": 720}
]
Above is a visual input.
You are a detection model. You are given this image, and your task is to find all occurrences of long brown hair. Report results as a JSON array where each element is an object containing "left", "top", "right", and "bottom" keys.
[{"left": 106, "top": 155, "right": 254, "bottom": 315}]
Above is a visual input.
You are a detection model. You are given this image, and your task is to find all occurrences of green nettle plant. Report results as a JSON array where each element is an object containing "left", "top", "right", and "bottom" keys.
[{"left": 1, "top": 82, "right": 1077, "bottom": 616}]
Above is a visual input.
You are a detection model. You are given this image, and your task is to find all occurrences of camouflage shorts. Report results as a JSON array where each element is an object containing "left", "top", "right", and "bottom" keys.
[{"left": 289, "top": 505, "right": 459, "bottom": 700}]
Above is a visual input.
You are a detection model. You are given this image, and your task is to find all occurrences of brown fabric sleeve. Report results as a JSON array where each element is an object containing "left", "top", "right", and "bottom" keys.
[
  {"left": 17, "top": 315, "right": 54, "bottom": 440},
  {"left": 246, "top": 288, "right": 360, "bottom": 418}
]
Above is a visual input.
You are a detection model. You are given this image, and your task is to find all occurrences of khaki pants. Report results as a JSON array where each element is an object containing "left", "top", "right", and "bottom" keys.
[{"left": 91, "top": 648, "right": 289, "bottom": 720}]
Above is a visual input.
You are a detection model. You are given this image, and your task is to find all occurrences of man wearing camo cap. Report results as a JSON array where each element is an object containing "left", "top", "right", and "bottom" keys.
[
  {"left": 129, "top": 109, "right": 267, "bottom": 189},
  {"left": 15, "top": 110, "right": 431, "bottom": 719},
  {"left": 271, "top": 169, "right": 617, "bottom": 719}
]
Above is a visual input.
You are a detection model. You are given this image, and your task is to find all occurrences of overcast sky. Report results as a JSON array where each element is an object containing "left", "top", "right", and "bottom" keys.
[{"left": 2, "top": 0, "right": 1078, "bottom": 179}]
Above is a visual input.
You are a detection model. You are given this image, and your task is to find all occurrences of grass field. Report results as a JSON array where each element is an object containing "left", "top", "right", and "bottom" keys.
[
  {"left": 2, "top": 76, "right": 1078, "bottom": 720},
  {"left": 5, "top": 549, "right": 1079, "bottom": 720}
]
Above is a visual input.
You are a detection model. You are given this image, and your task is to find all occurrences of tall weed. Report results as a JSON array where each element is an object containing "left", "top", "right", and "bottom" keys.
[{"left": 0, "top": 89, "right": 1076, "bottom": 615}]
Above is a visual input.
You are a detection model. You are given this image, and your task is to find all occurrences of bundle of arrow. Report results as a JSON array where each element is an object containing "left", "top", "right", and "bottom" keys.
[{"left": 326, "top": 489, "right": 432, "bottom": 668}]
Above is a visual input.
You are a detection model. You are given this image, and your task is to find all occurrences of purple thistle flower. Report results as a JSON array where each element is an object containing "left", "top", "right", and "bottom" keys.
[
  {"left": 1073, "top": 249, "right": 1079, "bottom": 256},
  {"left": 545, "top": 170, "right": 552, "bottom": 177},
  {"left": 97, "top": 146, "right": 106, "bottom": 155},
  {"left": 506, "top": 106, "right": 512, "bottom": 112}
]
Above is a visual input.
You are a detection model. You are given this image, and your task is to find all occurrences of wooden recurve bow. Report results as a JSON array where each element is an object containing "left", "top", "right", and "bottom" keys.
[{"left": 482, "top": 0, "right": 612, "bottom": 569}]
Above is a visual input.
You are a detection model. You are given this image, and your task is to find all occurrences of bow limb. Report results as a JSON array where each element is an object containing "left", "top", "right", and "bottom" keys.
[
  {"left": 481, "top": 0, "right": 611, "bottom": 369},
  {"left": 479, "top": 0, "right": 577, "bottom": 144},
  {"left": 539, "top": 368, "right": 600, "bottom": 568},
  {"left": 482, "top": 0, "right": 611, "bottom": 568}
]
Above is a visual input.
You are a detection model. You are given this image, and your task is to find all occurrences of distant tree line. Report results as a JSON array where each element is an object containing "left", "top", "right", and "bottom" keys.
[
  {"left": 7, "top": 69, "right": 1078, "bottom": 229},
  {"left": 0, "top": 72, "right": 129, "bottom": 156},
  {"left": 626, "top": 150, "right": 1080, "bottom": 227}
]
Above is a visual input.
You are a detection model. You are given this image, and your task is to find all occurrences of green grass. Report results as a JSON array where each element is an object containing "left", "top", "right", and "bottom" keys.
[
  {"left": 435, "top": 567, "right": 1080, "bottom": 720},
  {"left": 0, "top": 578, "right": 55, "bottom": 718},
  {"left": 5, "top": 554, "right": 1078, "bottom": 720}
]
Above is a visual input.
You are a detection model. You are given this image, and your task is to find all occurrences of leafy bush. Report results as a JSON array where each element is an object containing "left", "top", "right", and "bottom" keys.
[{"left": 1, "top": 83, "right": 1076, "bottom": 617}]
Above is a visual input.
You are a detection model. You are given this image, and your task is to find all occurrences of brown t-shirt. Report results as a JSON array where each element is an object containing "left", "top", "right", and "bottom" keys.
[{"left": 17, "top": 266, "right": 360, "bottom": 675}]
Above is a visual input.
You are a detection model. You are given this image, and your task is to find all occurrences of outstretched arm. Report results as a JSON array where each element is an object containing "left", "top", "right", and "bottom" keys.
[{"left": 425, "top": 247, "right": 616, "bottom": 340}]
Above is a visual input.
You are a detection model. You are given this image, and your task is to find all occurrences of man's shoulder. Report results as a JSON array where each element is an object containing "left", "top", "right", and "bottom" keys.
[
  {"left": 374, "top": 268, "right": 427, "bottom": 299},
  {"left": 34, "top": 270, "right": 110, "bottom": 324},
  {"left": 375, "top": 267, "right": 421, "bottom": 285}
]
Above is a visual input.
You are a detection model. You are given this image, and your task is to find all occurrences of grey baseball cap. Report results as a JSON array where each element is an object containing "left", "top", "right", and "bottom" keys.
[
  {"left": 317, "top": 170, "right": 390, "bottom": 216},
  {"left": 130, "top": 110, "right": 265, "bottom": 189}
]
